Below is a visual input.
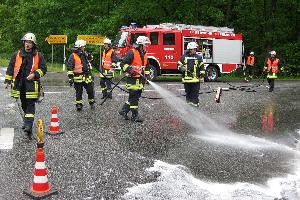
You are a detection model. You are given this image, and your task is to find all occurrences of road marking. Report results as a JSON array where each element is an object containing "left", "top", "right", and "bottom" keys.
[{"left": 0, "top": 128, "right": 14, "bottom": 149}]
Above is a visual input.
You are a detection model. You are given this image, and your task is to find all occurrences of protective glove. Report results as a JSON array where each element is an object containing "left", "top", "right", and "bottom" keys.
[
  {"left": 4, "top": 80, "right": 11, "bottom": 89},
  {"left": 178, "top": 66, "right": 186, "bottom": 72},
  {"left": 69, "top": 79, "right": 74, "bottom": 87}
]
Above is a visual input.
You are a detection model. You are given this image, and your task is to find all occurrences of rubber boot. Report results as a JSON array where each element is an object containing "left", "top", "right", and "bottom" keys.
[
  {"left": 118, "top": 103, "right": 130, "bottom": 120},
  {"left": 22, "top": 116, "right": 26, "bottom": 130},
  {"left": 131, "top": 109, "right": 143, "bottom": 123},
  {"left": 76, "top": 103, "right": 83, "bottom": 111},
  {"left": 90, "top": 102, "right": 95, "bottom": 110},
  {"left": 23, "top": 118, "right": 33, "bottom": 139},
  {"left": 107, "top": 92, "right": 112, "bottom": 99},
  {"left": 101, "top": 90, "right": 107, "bottom": 99}
]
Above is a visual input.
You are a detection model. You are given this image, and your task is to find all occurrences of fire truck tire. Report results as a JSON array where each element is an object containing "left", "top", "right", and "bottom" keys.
[
  {"left": 205, "top": 65, "right": 219, "bottom": 82},
  {"left": 148, "top": 64, "right": 158, "bottom": 81}
]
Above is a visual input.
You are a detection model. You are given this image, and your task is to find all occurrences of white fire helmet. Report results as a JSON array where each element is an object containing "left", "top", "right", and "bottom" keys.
[
  {"left": 136, "top": 36, "right": 151, "bottom": 46},
  {"left": 104, "top": 38, "right": 111, "bottom": 44},
  {"left": 250, "top": 51, "right": 254, "bottom": 55},
  {"left": 270, "top": 50, "right": 276, "bottom": 56},
  {"left": 187, "top": 42, "right": 198, "bottom": 50},
  {"left": 21, "top": 33, "right": 36, "bottom": 44},
  {"left": 75, "top": 40, "right": 86, "bottom": 48}
]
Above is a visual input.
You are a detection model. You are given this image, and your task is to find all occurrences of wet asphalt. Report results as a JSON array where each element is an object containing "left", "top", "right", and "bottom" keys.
[{"left": 0, "top": 71, "right": 299, "bottom": 200}]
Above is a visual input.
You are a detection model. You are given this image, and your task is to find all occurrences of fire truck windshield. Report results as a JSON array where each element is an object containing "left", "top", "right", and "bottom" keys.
[{"left": 116, "top": 32, "right": 128, "bottom": 48}]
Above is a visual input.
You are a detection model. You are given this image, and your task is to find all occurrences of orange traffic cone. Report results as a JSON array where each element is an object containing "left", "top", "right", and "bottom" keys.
[
  {"left": 23, "top": 148, "right": 58, "bottom": 199},
  {"left": 46, "top": 105, "right": 64, "bottom": 135}
]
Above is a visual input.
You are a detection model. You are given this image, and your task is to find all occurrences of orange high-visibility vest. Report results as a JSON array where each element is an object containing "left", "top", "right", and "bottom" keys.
[
  {"left": 73, "top": 53, "right": 83, "bottom": 74},
  {"left": 131, "top": 49, "right": 148, "bottom": 78},
  {"left": 102, "top": 49, "right": 113, "bottom": 70},
  {"left": 13, "top": 51, "right": 39, "bottom": 80},
  {"left": 266, "top": 58, "right": 279, "bottom": 73},
  {"left": 246, "top": 56, "right": 255, "bottom": 66}
]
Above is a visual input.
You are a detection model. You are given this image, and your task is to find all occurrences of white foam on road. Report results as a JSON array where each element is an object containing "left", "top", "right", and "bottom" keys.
[
  {"left": 123, "top": 130, "right": 300, "bottom": 200},
  {"left": 0, "top": 128, "right": 14, "bottom": 149},
  {"left": 123, "top": 159, "right": 300, "bottom": 200}
]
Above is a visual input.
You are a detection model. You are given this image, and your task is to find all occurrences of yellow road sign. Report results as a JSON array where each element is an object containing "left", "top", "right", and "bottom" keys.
[
  {"left": 77, "top": 35, "right": 104, "bottom": 45},
  {"left": 45, "top": 35, "right": 67, "bottom": 44}
]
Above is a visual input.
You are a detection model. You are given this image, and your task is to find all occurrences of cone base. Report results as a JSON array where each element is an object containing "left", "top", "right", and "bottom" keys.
[
  {"left": 45, "top": 131, "right": 64, "bottom": 136},
  {"left": 23, "top": 186, "right": 58, "bottom": 199}
]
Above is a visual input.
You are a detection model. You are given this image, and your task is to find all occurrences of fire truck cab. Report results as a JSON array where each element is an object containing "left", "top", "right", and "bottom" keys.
[{"left": 115, "top": 23, "right": 244, "bottom": 81}]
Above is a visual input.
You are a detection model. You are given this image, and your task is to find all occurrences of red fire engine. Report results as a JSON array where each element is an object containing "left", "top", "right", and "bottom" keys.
[{"left": 115, "top": 23, "right": 244, "bottom": 81}]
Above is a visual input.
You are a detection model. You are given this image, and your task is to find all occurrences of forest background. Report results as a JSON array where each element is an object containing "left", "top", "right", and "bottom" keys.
[{"left": 0, "top": 0, "right": 299, "bottom": 75}]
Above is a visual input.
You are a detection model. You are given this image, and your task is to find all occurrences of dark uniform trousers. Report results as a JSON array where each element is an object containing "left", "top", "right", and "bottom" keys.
[
  {"left": 100, "top": 77, "right": 112, "bottom": 95},
  {"left": 20, "top": 82, "right": 35, "bottom": 128},
  {"left": 128, "top": 89, "right": 142, "bottom": 108},
  {"left": 184, "top": 82, "right": 200, "bottom": 104},
  {"left": 74, "top": 82, "right": 95, "bottom": 105},
  {"left": 267, "top": 78, "right": 275, "bottom": 91}
]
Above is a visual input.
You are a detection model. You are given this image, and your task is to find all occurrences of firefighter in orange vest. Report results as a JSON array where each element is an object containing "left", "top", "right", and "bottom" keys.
[
  {"left": 100, "top": 38, "right": 119, "bottom": 99},
  {"left": 244, "top": 51, "right": 256, "bottom": 82},
  {"left": 118, "top": 36, "right": 151, "bottom": 122},
  {"left": 4, "top": 33, "right": 47, "bottom": 138},
  {"left": 263, "top": 51, "right": 280, "bottom": 92},
  {"left": 177, "top": 42, "right": 204, "bottom": 107},
  {"left": 67, "top": 40, "right": 95, "bottom": 111}
]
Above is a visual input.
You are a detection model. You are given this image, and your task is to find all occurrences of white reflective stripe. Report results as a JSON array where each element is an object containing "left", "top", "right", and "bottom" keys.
[
  {"left": 35, "top": 162, "right": 46, "bottom": 169},
  {"left": 164, "top": 48, "right": 174, "bottom": 50},
  {"left": 52, "top": 114, "right": 58, "bottom": 118},
  {"left": 50, "top": 122, "right": 59, "bottom": 127},
  {"left": 34, "top": 175, "right": 48, "bottom": 183}
]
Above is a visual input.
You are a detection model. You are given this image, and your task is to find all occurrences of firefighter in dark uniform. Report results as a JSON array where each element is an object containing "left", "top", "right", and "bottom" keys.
[
  {"left": 178, "top": 42, "right": 204, "bottom": 107},
  {"left": 244, "top": 51, "right": 256, "bottom": 82},
  {"left": 118, "top": 36, "right": 151, "bottom": 122},
  {"left": 100, "top": 38, "right": 119, "bottom": 99},
  {"left": 4, "top": 33, "right": 47, "bottom": 138},
  {"left": 264, "top": 50, "right": 280, "bottom": 92},
  {"left": 67, "top": 39, "right": 95, "bottom": 111}
]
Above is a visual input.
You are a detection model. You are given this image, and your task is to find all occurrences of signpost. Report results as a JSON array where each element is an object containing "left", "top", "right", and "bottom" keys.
[
  {"left": 45, "top": 35, "right": 68, "bottom": 71},
  {"left": 77, "top": 35, "right": 105, "bottom": 65}
]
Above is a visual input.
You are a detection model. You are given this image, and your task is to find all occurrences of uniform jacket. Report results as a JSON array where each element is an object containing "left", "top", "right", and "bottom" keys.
[
  {"left": 178, "top": 51, "right": 204, "bottom": 83},
  {"left": 67, "top": 49, "right": 93, "bottom": 83},
  {"left": 5, "top": 48, "right": 47, "bottom": 99},
  {"left": 100, "top": 48, "right": 119, "bottom": 78},
  {"left": 121, "top": 48, "right": 150, "bottom": 90},
  {"left": 264, "top": 57, "right": 280, "bottom": 79}
]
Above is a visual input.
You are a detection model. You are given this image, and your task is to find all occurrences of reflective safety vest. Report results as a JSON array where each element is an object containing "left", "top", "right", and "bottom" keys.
[
  {"left": 73, "top": 53, "right": 83, "bottom": 74},
  {"left": 130, "top": 49, "right": 148, "bottom": 78},
  {"left": 182, "top": 57, "right": 201, "bottom": 83},
  {"left": 13, "top": 50, "right": 39, "bottom": 80},
  {"left": 266, "top": 58, "right": 279, "bottom": 73},
  {"left": 266, "top": 58, "right": 279, "bottom": 79},
  {"left": 102, "top": 49, "right": 113, "bottom": 70},
  {"left": 246, "top": 56, "right": 255, "bottom": 66}
]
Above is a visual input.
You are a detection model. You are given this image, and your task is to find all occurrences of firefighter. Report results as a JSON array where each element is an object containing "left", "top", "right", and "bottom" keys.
[
  {"left": 177, "top": 42, "right": 204, "bottom": 107},
  {"left": 244, "top": 51, "right": 256, "bottom": 82},
  {"left": 264, "top": 51, "right": 280, "bottom": 92},
  {"left": 100, "top": 38, "right": 119, "bottom": 99},
  {"left": 67, "top": 39, "right": 95, "bottom": 111},
  {"left": 4, "top": 33, "right": 47, "bottom": 138},
  {"left": 118, "top": 36, "right": 151, "bottom": 122}
]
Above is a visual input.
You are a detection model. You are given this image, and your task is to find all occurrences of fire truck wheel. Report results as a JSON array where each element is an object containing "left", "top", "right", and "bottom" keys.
[
  {"left": 205, "top": 65, "right": 219, "bottom": 82},
  {"left": 148, "top": 64, "right": 158, "bottom": 81}
]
